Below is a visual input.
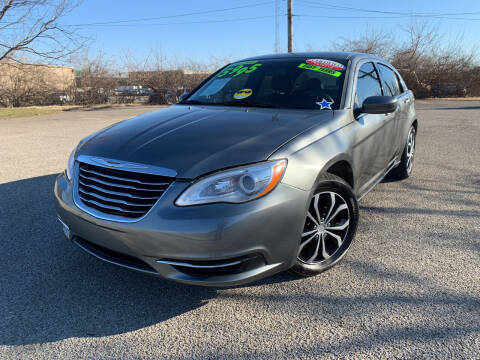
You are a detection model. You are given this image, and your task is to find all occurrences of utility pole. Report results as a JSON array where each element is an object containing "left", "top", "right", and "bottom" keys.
[
  {"left": 287, "top": 0, "right": 293, "bottom": 53},
  {"left": 274, "top": 0, "right": 280, "bottom": 53}
]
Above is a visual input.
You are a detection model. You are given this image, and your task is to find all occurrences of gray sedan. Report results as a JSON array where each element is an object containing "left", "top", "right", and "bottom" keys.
[{"left": 54, "top": 52, "right": 417, "bottom": 286}]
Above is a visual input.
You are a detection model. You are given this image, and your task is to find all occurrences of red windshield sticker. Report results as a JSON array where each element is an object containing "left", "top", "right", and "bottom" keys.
[{"left": 306, "top": 59, "right": 345, "bottom": 71}]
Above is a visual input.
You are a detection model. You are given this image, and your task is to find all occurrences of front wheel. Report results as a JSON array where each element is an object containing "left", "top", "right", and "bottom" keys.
[{"left": 290, "top": 173, "right": 359, "bottom": 277}]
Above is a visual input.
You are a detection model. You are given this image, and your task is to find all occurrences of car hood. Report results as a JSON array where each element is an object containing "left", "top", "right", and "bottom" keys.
[{"left": 78, "top": 105, "right": 332, "bottom": 179}]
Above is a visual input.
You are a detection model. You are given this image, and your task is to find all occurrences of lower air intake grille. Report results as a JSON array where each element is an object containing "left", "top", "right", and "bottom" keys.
[{"left": 76, "top": 161, "right": 173, "bottom": 219}]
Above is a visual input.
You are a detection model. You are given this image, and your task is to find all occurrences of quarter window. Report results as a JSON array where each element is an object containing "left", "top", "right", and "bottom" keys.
[
  {"left": 377, "top": 64, "right": 401, "bottom": 96},
  {"left": 355, "top": 62, "right": 382, "bottom": 107}
]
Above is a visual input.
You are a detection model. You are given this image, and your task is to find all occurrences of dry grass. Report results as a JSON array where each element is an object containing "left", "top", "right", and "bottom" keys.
[
  {"left": 0, "top": 103, "right": 153, "bottom": 119},
  {"left": 0, "top": 106, "right": 65, "bottom": 119}
]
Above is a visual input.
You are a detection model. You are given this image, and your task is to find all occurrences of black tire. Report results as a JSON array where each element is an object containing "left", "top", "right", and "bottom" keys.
[
  {"left": 290, "top": 173, "right": 359, "bottom": 277},
  {"left": 389, "top": 125, "right": 416, "bottom": 180}
]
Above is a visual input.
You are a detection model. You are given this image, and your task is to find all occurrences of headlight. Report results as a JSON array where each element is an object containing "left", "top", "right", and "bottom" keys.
[
  {"left": 175, "top": 160, "right": 287, "bottom": 206},
  {"left": 65, "top": 146, "right": 77, "bottom": 181}
]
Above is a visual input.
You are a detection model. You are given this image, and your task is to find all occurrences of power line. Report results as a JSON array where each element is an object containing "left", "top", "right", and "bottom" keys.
[
  {"left": 295, "top": 14, "right": 480, "bottom": 21},
  {"left": 66, "top": 1, "right": 274, "bottom": 27},
  {"left": 67, "top": 15, "right": 275, "bottom": 28},
  {"left": 297, "top": 14, "right": 410, "bottom": 19},
  {"left": 296, "top": 0, "right": 480, "bottom": 17}
]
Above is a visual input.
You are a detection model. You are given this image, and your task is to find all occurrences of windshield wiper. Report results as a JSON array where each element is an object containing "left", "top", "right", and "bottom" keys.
[
  {"left": 215, "top": 101, "right": 280, "bottom": 108},
  {"left": 182, "top": 99, "right": 280, "bottom": 108},
  {"left": 181, "top": 99, "right": 208, "bottom": 105}
]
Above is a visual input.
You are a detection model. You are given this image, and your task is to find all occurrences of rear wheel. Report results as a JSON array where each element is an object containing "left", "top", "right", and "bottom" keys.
[
  {"left": 389, "top": 125, "right": 416, "bottom": 180},
  {"left": 290, "top": 173, "right": 359, "bottom": 277}
]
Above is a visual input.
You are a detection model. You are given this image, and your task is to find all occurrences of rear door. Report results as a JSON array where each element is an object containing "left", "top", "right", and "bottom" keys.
[
  {"left": 375, "top": 63, "right": 404, "bottom": 163},
  {"left": 392, "top": 69, "right": 415, "bottom": 159}
]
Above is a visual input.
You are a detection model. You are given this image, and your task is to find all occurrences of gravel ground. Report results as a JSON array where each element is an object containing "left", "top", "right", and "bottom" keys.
[{"left": 1, "top": 101, "right": 479, "bottom": 359}]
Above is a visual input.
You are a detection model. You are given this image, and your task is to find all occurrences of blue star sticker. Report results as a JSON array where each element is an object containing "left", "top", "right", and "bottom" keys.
[{"left": 316, "top": 98, "right": 333, "bottom": 110}]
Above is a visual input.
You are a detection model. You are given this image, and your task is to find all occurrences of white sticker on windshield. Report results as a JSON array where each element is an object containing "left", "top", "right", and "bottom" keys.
[{"left": 306, "top": 59, "right": 345, "bottom": 71}]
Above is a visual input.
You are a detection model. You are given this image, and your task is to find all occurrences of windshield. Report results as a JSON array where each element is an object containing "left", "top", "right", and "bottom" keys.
[{"left": 182, "top": 58, "right": 347, "bottom": 110}]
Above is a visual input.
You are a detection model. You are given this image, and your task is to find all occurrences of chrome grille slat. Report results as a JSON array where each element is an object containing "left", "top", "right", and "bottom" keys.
[
  {"left": 81, "top": 198, "right": 146, "bottom": 214},
  {"left": 78, "top": 180, "right": 160, "bottom": 200},
  {"left": 76, "top": 161, "right": 173, "bottom": 219},
  {"left": 80, "top": 167, "right": 171, "bottom": 186},
  {"left": 78, "top": 189, "right": 157, "bottom": 207},
  {"left": 78, "top": 172, "right": 166, "bottom": 192}
]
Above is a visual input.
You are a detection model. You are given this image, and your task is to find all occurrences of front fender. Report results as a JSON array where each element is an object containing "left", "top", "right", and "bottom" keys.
[{"left": 271, "top": 128, "right": 354, "bottom": 192}]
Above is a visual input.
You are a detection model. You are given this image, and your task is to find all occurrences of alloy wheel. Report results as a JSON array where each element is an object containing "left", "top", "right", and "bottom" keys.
[
  {"left": 406, "top": 128, "right": 415, "bottom": 174},
  {"left": 297, "top": 191, "right": 350, "bottom": 264}
]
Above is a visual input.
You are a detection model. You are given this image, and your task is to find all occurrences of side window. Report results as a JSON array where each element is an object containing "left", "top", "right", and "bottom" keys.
[
  {"left": 377, "top": 64, "right": 401, "bottom": 96},
  {"left": 355, "top": 62, "right": 382, "bottom": 108},
  {"left": 395, "top": 73, "right": 404, "bottom": 93},
  {"left": 396, "top": 71, "right": 407, "bottom": 92}
]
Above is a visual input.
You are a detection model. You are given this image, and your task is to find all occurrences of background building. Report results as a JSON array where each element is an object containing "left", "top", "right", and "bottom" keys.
[{"left": 0, "top": 62, "right": 74, "bottom": 107}]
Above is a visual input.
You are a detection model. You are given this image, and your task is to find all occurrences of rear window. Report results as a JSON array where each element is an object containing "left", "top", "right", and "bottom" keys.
[{"left": 377, "top": 64, "right": 402, "bottom": 96}]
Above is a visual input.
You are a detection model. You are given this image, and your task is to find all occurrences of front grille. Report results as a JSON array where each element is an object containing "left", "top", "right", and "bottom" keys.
[{"left": 76, "top": 162, "right": 173, "bottom": 219}]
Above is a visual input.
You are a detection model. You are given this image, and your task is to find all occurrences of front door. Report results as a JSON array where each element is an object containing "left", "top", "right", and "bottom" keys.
[{"left": 350, "top": 62, "right": 393, "bottom": 195}]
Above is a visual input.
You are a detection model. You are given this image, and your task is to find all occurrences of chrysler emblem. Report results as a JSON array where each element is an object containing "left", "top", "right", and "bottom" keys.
[{"left": 92, "top": 157, "right": 149, "bottom": 169}]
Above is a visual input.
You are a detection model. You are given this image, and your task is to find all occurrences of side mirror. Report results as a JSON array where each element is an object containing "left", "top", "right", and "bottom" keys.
[
  {"left": 362, "top": 96, "right": 398, "bottom": 114},
  {"left": 179, "top": 92, "right": 190, "bottom": 102}
]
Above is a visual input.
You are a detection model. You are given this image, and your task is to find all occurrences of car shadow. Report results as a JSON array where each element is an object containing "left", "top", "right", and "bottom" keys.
[
  {"left": 213, "top": 258, "right": 480, "bottom": 359},
  {"left": 436, "top": 106, "right": 480, "bottom": 110},
  {"left": 0, "top": 174, "right": 297, "bottom": 345}
]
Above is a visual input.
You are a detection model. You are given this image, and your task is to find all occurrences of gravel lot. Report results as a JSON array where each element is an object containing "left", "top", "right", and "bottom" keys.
[{"left": 1, "top": 101, "right": 479, "bottom": 359}]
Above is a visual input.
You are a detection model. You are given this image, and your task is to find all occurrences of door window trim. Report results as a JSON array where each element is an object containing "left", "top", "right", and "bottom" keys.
[
  {"left": 352, "top": 60, "right": 384, "bottom": 110},
  {"left": 346, "top": 58, "right": 380, "bottom": 109},
  {"left": 345, "top": 58, "right": 409, "bottom": 109},
  {"left": 374, "top": 61, "right": 406, "bottom": 96}
]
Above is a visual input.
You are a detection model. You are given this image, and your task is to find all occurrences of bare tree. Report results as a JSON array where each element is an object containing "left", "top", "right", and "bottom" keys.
[
  {"left": 72, "top": 52, "right": 117, "bottom": 105},
  {"left": 331, "top": 27, "right": 394, "bottom": 59},
  {"left": 391, "top": 22, "right": 476, "bottom": 97},
  {"left": 0, "top": 0, "right": 85, "bottom": 63},
  {"left": 120, "top": 49, "right": 212, "bottom": 104},
  {"left": 331, "top": 21, "right": 479, "bottom": 98}
]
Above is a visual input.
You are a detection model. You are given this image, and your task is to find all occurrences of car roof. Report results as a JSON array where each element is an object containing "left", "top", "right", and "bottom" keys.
[{"left": 239, "top": 51, "right": 384, "bottom": 63}]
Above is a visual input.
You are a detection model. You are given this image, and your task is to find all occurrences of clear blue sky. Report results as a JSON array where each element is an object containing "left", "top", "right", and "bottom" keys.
[{"left": 62, "top": 0, "right": 480, "bottom": 64}]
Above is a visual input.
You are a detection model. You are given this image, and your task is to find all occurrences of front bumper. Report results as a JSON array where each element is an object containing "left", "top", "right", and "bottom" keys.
[{"left": 54, "top": 172, "right": 310, "bottom": 286}]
